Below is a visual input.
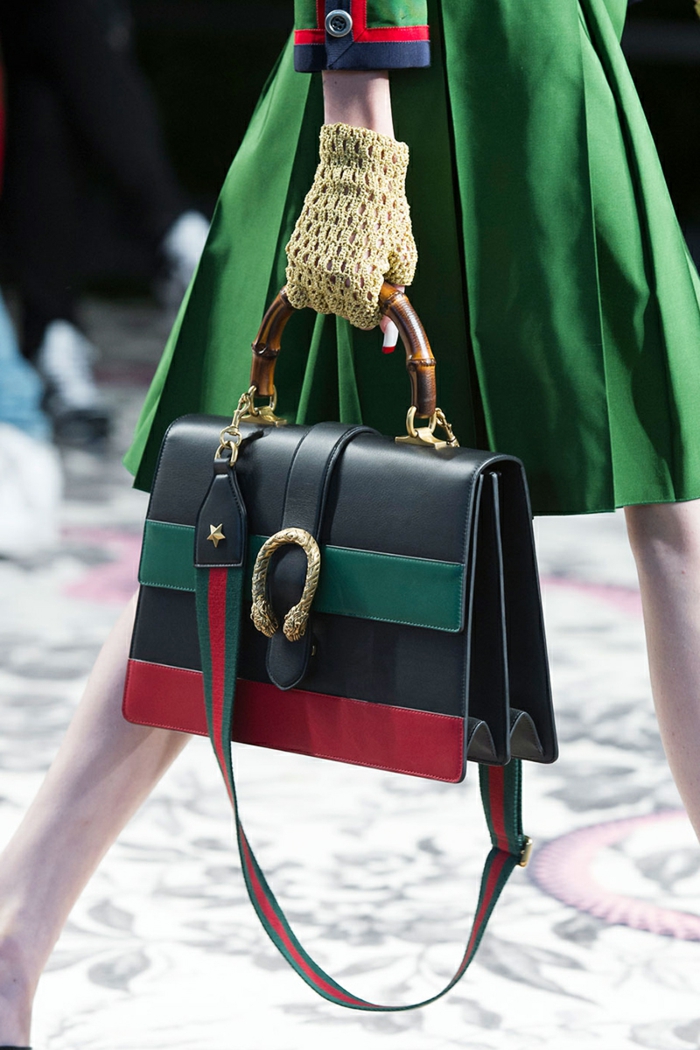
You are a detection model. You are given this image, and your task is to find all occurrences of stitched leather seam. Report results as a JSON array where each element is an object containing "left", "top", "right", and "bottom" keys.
[{"left": 144, "top": 519, "right": 193, "bottom": 531}]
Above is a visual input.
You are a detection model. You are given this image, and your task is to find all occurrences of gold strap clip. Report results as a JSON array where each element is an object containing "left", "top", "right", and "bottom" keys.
[
  {"left": 396, "top": 406, "right": 460, "bottom": 449},
  {"left": 240, "top": 386, "right": 287, "bottom": 427},
  {"left": 518, "top": 836, "right": 533, "bottom": 868},
  {"left": 216, "top": 385, "right": 287, "bottom": 465}
]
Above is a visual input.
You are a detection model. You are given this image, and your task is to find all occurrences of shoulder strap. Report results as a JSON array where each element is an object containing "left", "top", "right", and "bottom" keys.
[{"left": 195, "top": 557, "right": 530, "bottom": 1011}]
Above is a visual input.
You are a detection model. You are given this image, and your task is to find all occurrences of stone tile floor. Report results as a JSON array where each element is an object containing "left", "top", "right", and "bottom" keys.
[{"left": 1, "top": 299, "right": 700, "bottom": 1050}]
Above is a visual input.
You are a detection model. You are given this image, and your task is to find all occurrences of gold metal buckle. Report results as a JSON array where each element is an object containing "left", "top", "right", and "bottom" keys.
[
  {"left": 395, "top": 406, "right": 460, "bottom": 449},
  {"left": 518, "top": 836, "right": 533, "bottom": 868},
  {"left": 250, "top": 527, "right": 321, "bottom": 642}
]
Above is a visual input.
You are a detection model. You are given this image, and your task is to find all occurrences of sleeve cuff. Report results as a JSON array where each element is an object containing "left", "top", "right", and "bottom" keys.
[{"left": 294, "top": 21, "right": 430, "bottom": 72}]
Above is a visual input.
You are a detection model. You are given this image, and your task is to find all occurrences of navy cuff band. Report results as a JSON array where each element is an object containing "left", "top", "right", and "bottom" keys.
[{"left": 294, "top": 40, "right": 431, "bottom": 73}]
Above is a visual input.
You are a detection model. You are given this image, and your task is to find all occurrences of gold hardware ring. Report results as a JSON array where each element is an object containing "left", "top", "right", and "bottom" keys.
[{"left": 250, "top": 527, "right": 321, "bottom": 642}]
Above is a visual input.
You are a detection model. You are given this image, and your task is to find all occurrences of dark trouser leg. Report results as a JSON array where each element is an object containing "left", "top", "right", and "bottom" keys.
[
  {"left": 2, "top": 72, "right": 81, "bottom": 359},
  {"left": 39, "top": 0, "right": 187, "bottom": 246}
]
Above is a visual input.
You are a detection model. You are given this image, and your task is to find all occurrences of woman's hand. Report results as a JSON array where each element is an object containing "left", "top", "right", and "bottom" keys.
[{"left": 284, "top": 71, "right": 414, "bottom": 338}]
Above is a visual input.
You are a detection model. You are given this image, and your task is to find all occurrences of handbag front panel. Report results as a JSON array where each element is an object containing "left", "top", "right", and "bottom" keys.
[{"left": 123, "top": 416, "right": 554, "bottom": 781}]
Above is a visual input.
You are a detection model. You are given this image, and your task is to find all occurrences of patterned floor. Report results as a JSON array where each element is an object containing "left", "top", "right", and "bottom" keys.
[{"left": 1, "top": 300, "right": 699, "bottom": 1050}]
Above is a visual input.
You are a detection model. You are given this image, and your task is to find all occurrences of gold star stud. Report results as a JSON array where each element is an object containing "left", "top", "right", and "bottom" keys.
[{"left": 207, "top": 524, "right": 226, "bottom": 548}]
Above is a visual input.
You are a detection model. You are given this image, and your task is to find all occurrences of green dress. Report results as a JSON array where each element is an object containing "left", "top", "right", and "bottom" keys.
[{"left": 124, "top": 0, "right": 700, "bottom": 517}]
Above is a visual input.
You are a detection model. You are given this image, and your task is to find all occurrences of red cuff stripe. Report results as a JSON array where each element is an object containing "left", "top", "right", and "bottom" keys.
[
  {"left": 294, "top": 29, "right": 324, "bottom": 44},
  {"left": 294, "top": 26, "right": 428, "bottom": 45},
  {"left": 357, "top": 25, "right": 429, "bottom": 41},
  {"left": 295, "top": 0, "right": 429, "bottom": 50}
]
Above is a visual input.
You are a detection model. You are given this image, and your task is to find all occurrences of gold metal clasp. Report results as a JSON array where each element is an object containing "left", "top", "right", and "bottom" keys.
[
  {"left": 240, "top": 386, "right": 287, "bottom": 427},
  {"left": 395, "top": 406, "right": 460, "bottom": 449},
  {"left": 216, "top": 386, "right": 256, "bottom": 464},
  {"left": 251, "top": 527, "right": 322, "bottom": 642},
  {"left": 216, "top": 385, "right": 287, "bottom": 465},
  {"left": 518, "top": 836, "right": 533, "bottom": 868}
]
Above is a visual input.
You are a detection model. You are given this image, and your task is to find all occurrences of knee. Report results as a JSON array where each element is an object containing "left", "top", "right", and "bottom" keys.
[{"left": 624, "top": 500, "right": 700, "bottom": 573}]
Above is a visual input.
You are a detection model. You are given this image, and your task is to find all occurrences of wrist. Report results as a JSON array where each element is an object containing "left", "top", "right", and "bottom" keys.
[
  {"left": 322, "top": 70, "right": 395, "bottom": 139},
  {"left": 319, "top": 124, "right": 409, "bottom": 183}
]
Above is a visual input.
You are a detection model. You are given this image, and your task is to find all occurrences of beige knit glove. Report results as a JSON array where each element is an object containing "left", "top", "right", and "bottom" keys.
[{"left": 285, "top": 123, "right": 417, "bottom": 329}]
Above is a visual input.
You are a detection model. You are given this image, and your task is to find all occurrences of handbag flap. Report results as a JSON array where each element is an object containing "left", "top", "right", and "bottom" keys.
[{"left": 140, "top": 415, "right": 519, "bottom": 634}]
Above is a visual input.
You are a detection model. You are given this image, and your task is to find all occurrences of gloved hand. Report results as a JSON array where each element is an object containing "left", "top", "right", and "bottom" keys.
[{"left": 285, "top": 123, "right": 417, "bottom": 330}]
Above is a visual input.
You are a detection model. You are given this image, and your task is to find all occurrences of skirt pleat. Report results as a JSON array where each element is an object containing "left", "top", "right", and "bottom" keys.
[{"left": 125, "top": 0, "right": 700, "bottom": 517}]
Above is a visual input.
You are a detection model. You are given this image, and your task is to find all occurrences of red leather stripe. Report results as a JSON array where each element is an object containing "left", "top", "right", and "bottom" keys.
[
  {"left": 234, "top": 680, "right": 464, "bottom": 781},
  {"left": 123, "top": 660, "right": 464, "bottom": 782},
  {"left": 317, "top": 0, "right": 324, "bottom": 29},
  {"left": 123, "top": 660, "right": 208, "bottom": 735},
  {"left": 239, "top": 833, "right": 369, "bottom": 1007}
]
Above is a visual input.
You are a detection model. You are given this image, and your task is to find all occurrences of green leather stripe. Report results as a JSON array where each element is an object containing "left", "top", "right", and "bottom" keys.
[{"left": 140, "top": 519, "right": 464, "bottom": 632}]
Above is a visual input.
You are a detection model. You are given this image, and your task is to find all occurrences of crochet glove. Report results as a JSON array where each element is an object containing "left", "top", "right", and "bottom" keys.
[{"left": 285, "top": 123, "right": 418, "bottom": 329}]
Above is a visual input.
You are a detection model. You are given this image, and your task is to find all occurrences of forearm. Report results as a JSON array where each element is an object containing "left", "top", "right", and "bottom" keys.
[{"left": 322, "top": 70, "right": 394, "bottom": 138}]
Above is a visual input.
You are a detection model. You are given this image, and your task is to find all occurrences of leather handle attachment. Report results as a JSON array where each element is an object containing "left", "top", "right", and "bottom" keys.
[{"left": 250, "top": 282, "right": 437, "bottom": 418}]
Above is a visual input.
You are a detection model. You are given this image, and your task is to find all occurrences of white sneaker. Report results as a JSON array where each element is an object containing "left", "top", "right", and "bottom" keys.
[
  {"left": 35, "top": 320, "right": 111, "bottom": 445},
  {"left": 0, "top": 422, "right": 63, "bottom": 558},
  {"left": 157, "top": 210, "right": 210, "bottom": 308}
]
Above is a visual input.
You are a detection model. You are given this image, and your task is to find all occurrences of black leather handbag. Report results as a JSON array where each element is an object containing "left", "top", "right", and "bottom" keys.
[{"left": 123, "top": 284, "right": 557, "bottom": 1010}]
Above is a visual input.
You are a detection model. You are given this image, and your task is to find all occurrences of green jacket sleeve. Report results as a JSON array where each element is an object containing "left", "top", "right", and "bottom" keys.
[{"left": 294, "top": 1, "right": 430, "bottom": 72}]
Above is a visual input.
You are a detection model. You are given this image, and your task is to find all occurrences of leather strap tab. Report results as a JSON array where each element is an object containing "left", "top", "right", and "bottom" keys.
[
  {"left": 266, "top": 423, "right": 375, "bottom": 690},
  {"left": 194, "top": 458, "right": 247, "bottom": 569}
]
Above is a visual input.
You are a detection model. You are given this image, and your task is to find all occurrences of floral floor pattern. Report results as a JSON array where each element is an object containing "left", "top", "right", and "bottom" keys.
[{"left": 1, "top": 301, "right": 699, "bottom": 1050}]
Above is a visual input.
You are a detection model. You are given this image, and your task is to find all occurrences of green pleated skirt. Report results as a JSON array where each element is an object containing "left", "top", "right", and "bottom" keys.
[{"left": 124, "top": 0, "right": 700, "bottom": 516}]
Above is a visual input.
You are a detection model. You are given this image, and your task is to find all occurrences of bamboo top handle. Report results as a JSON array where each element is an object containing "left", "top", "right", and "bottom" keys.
[{"left": 250, "top": 282, "right": 437, "bottom": 419}]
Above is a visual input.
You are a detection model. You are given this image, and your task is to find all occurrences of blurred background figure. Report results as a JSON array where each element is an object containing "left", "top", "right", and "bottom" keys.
[
  {"left": 0, "top": 0, "right": 209, "bottom": 448},
  {"left": 0, "top": 291, "right": 62, "bottom": 559},
  {"left": 0, "top": 57, "right": 62, "bottom": 559}
]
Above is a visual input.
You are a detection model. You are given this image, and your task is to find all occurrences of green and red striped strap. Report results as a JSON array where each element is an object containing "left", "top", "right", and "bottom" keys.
[{"left": 195, "top": 564, "right": 529, "bottom": 1011}]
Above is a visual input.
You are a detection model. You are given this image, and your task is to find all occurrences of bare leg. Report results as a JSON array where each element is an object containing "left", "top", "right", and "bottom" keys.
[
  {"left": 0, "top": 593, "right": 190, "bottom": 1045},
  {"left": 625, "top": 499, "right": 700, "bottom": 839}
]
